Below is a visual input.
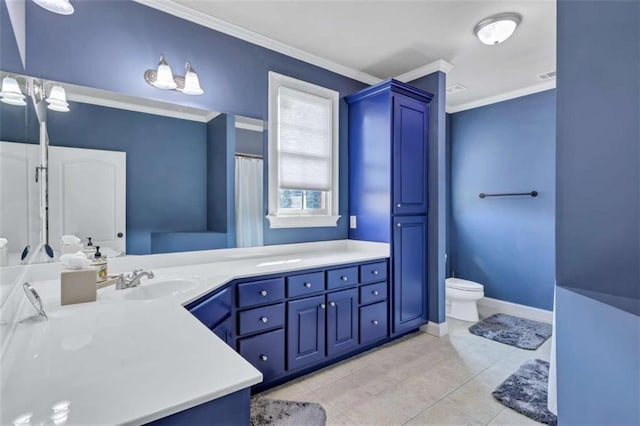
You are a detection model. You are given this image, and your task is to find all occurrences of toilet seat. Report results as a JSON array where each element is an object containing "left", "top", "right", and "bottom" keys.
[{"left": 446, "top": 278, "right": 483, "bottom": 292}]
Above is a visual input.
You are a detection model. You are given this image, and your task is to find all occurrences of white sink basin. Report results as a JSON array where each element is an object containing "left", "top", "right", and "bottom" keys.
[{"left": 123, "top": 278, "right": 199, "bottom": 300}]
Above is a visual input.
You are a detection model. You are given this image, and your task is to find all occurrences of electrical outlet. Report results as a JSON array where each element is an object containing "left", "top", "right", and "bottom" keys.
[{"left": 349, "top": 215, "right": 357, "bottom": 229}]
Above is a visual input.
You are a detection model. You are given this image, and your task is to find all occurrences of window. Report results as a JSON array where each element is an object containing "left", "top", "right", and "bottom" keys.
[{"left": 267, "top": 72, "right": 340, "bottom": 228}]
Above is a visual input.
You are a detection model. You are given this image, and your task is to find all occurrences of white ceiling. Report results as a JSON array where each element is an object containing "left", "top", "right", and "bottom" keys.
[{"left": 146, "top": 0, "right": 556, "bottom": 112}]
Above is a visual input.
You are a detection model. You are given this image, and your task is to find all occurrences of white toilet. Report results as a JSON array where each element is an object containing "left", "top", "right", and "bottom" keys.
[{"left": 445, "top": 277, "right": 484, "bottom": 322}]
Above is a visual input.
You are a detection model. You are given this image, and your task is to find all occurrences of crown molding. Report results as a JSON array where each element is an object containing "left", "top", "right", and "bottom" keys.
[
  {"left": 132, "top": 0, "right": 382, "bottom": 86},
  {"left": 66, "top": 92, "right": 219, "bottom": 123},
  {"left": 447, "top": 80, "right": 556, "bottom": 114},
  {"left": 394, "top": 59, "right": 455, "bottom": 83}
]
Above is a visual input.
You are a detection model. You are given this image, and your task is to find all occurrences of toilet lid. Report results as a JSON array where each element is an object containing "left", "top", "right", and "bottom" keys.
[{"left": 446, "top": 278, "right": 483, "bottom": 292}]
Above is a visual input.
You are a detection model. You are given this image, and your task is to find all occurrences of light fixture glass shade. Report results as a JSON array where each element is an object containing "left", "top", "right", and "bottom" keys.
[
  {"left": 474, "top": 13, "right": 522, "bottom": 45},
  {"left": 32, "top": 0, "right": 74, "bottom": 15},
  {"left": 180, "top": 63, "right": 204, "bottom": 95},
  {"left": 153, "top": 55, "right": 177, "bottom": 90},
  {"left": 46, "top": 85, "right": 70, "bottom": 112},
  {"left": 0, "top": 77, "right": 26, "bottom": 106}
]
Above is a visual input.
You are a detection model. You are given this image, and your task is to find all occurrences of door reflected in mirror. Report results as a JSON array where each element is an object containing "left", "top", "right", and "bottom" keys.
[{"left": 0, "top": 71, "right": 265, "bottom": 267}]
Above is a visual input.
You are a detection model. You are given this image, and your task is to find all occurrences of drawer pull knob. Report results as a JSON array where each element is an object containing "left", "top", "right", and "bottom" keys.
[
  {"left": 397, "top": 223, "right": 402, "bottom": 227},
  {"left": 320, "top": 303, "right": 326, "bottom": 310},
  {"left": 396, "top": 203, "right": 401, "bottom": 208},
  {"left": 260, "top": 355, "right": 268, "bottom": 362},
  {"left": 341, "top": 276, "right": 348, "bottom": 281},
  {"left": 372, "top": 320, "right": 379, "bottom": 325},
  {"left": 372, "top": 290, "right": 379, "bottom": 296},
  {"left": 372, "top": 270, "right": 379, "bottom": 275},
  {"left": 260, "top": 316, "right": 268, "bottom": 323},
  {"left": 304, "top": 282, "right": 312, "bottom": 288},
  {"left": 260, "top": 290, "right": 268, "bottom": 296},
  {"left": 329, "top": 301, "right": 336, "bottom": 307}
]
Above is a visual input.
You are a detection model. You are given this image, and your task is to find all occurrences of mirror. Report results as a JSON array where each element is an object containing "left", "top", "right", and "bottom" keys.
[{"left": 0, "top": 71, "right": 265, "bottom": 268}]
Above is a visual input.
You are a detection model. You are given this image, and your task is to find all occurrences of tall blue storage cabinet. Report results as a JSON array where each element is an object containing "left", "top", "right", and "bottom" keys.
[{"left": 346, "top": 79, "right": 432, "bottom": 335}]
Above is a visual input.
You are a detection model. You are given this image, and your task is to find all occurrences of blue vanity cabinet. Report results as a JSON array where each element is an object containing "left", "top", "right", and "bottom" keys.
[
  {"left": 347, "top": 80, "right": 433, "bottom": 338},
  {"left": 187, "top": 287, "right": 234, "bottom": 346},
  {"left": 326, "top": 288, "right": 358, "bottom": 356},
  {"left": 392, "top": 93, "right": 429, "bottom": 216},
  {"left": 287, "top": 295, "right": 326, "bottom": 370},
  {"left": 392, "top": 216, "right": 428, "bottom": 334}
]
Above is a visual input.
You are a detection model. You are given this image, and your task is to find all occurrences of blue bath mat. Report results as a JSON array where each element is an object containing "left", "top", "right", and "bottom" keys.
[
  {"left": 493, "top": 359, "right": 557, "bottom": 425},
  {"left": 469, "top": 313, "right": 552, "bottom": 350}
]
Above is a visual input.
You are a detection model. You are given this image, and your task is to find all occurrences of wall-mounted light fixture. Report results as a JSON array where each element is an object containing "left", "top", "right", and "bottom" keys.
[
  {"left": 474, "top": 12, "right": 522, "bottom": 45},
  {"left": 33, "top": 0, "right": 74, "bottom": 15},
  {"left": 0, "top": 74, "right": 70, "bottom": 112},
  {"left": 144, "top": 54, "right": 204, "bottom": 95}
]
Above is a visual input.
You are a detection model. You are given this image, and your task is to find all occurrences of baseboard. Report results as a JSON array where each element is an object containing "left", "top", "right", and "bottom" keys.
[
  {"left": 477, "top": 297, "right": 553, "bottom": 324},
  {"left": 420, "top": 321, "right": 449, "bottom": 337}
]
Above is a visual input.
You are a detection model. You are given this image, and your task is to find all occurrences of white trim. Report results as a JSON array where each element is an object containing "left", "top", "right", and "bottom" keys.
[
  {"left": 66, "top": 92, "right": 219, "bottom": 123},
  {"left": 420, "top": 321, "right": 449, "bottom": 337},
  {"left": 235, "top": 116, "right": 264, "bottom": 132},
  {"left": 267, "top": 72, "right": 340, "bottom": 229},
  {"left": 394, "top": 59, "right": 455, "bottom": 83},
  {"left": 447, "top": 80, "right": 556, "bottom": 113},
  {"left": 265, "top": 214, "right": 341, "bottom": 229},
  {"left": 132, "top": 0, "right": 381, "bottom": 85},
  {"left": 477, "top": 297, "right": 553, "bottom": 324}
]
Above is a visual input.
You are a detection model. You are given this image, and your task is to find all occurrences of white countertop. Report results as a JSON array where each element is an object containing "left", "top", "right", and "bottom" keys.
[{"left": 0, "top": 240, "right": 389, "bottom": 425}]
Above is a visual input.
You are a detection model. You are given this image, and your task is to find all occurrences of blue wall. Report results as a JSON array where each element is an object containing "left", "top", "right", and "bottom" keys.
[
  {"left": 449, "top": 90, "right": 556, "bottom": 310},
  {"left": 0, "top": 0, "right": 368, "bottom": 246},
  {"left": 556, "top": 0, "right": 639, "bottom": 424}
]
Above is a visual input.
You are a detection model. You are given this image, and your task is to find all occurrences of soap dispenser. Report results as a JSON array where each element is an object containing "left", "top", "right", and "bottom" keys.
[{"left": 93, "top": 246, "right": 108, "bottom": 283}]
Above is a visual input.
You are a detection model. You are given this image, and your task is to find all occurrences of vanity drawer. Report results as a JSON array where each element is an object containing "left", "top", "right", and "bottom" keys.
[
  {"left": 238, "top": 329, "right": 285, "bottom": 382},
  {"left": 188, "top": 288, "right": 232, "bottom": 329},
  {"left": 237, "top": 278, "right": 284, "bottom": 309},
  {"left": 360, "top": 282, "right": 387, "bottom": 305},
  {"left": 238, "top": 303, "right": 285, "bottom": 336},
  {"left": 360, "top": 301, "right": 388, "bottom": 345},
  {"left": 287, "top": 272, "right": 325, "bottom": 298},
  {"left": 360, "top": 261, "right": 387, "bottom": 284},
  {"left": 326, "top": 266, "right": 358, "bottom": 290}
]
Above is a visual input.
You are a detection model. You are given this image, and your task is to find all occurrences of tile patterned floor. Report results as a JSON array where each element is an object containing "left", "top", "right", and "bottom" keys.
[{"left": 259, "top": 315, "right": 551, "bottom": 425}]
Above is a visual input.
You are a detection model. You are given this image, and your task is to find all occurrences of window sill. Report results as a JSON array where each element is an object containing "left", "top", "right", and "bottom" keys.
[{"left": 266, "top": 214, "right": 341, "bottom": 229}]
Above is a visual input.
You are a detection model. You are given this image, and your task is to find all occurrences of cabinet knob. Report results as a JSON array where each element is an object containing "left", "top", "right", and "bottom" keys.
[
  {"left": 260, "top": 290, "right": 268, "bottom": 297},
  {"left": 260, "top": 316, "right": 268, "bottom": 323},
  {"left": 340, "top": 276, "right": 348, "bottom": 281},
  {"left": 320, "top": 303, "right": 326, "bottom": 310},
  {"left": 397, "top": 223, "right": 402, "bottom": 227},
  {"left": 329, "top": 301, "right": 336, "bottom": 307},
  {"left": 304, "top": 282, "right": 312, "bottom": 288},
  {"left": 372, "top": 290, "right": 379, "bottom": 296},
  {"left": 372, "top": 320, "right": 379, "bottom": 325},
  {"left": 396, "top": 204, "right": 401, "bottom": 208},
  {"left": 259, "top": 355, "right": 268, "bottom": 362},
  {"left": 372, "top": 270, "right": 379, "bottom": 275}
]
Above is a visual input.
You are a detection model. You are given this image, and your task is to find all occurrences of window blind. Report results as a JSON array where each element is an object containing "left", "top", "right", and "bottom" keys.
[{"left": 277, "top": 86, "right": 332, "bottom": 191}]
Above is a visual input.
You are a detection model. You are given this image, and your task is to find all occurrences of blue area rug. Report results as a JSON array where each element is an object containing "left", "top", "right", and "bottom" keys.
[
  {"left": 493, "top": 359, "right": 557, "bottom": 425},
  {"left": 469, "top": 313, "right": 552, "bottom": 350}
]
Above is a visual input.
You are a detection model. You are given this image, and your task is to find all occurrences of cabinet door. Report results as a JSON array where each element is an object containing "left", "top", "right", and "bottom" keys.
[
  {"left": 392, "top": 216, "right": 428, "bottom": 334},
  {"left": 326, "top": 288, "right": 358, "bottom": 356},
  {"left": 392, "top": 93, "right": 429, "bottom": 215},
  {"left": 287, "top": 295, "right": 326, "bottom": 370}
]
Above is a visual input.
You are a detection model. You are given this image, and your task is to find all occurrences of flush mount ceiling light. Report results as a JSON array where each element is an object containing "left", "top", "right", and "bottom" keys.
[
  {"left": 32, "top": 0, "right": 74, "bottom": 15},
  {"left": 46, "top": 85, "right": 70, "bottom": 112},
  {"left": 144, "top": 54, "right": 204, "bottom": 95},
  {"left": 474, "top": 12, "right": 522, "bottom": 45},
  {"left": 0, "top": 76, "right": 27, "bottom": 106}
]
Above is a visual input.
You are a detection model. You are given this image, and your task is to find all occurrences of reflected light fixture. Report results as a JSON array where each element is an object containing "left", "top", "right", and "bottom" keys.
[
  {"left": 474, "top": 12, "right": 522, "bottom": 45},
  {"left": 144, "top": 54, "right": 204, "bottom": 95},
  {"left": 0, "top": 76, "right": 27, "bottom": 106},
  {"left": 32, "top": 0, "right": 74, "bottom": 15},
  {"left": 46, "top": 85, "right": 70, "bottom": 112}
]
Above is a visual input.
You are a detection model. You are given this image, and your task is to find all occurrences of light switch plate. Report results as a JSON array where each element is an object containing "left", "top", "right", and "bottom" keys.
[{"left": 349, "top": 215, "right": 357, "bottom": 229}]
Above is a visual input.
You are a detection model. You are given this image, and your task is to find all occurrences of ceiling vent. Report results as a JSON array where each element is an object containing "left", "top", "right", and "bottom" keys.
[
  {"left": 537, "top": 71, "right": 556, "bottom": 81},
  {"left": 446, "top": 83, "right": 467, "bottom": 94}
]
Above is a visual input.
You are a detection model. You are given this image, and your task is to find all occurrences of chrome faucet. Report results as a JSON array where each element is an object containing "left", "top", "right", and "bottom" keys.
[{"left": 115, "top": 269, "right": 155, "bottom": 290}]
